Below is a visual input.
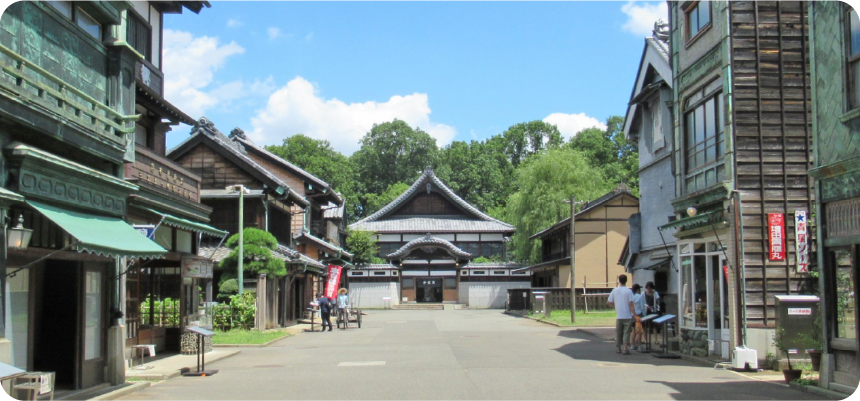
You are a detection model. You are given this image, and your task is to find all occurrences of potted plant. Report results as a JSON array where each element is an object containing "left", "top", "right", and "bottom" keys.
[
  {"left": 774, "top": 327, "right": 803, "bottom": 383},
  {"left": 797, "top": 316, "right": 823, "bottom": 371}
]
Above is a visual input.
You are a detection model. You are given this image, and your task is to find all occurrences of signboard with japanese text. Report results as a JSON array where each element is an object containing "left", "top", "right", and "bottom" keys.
[
  {"left": 768, "top": 213, "right": 786, "bottom": 261},
  {"left": 181, "top": 255, "right": 214, "bottom": 279},
  {"left": 788, "top": 307, "right": 812, "bottom": 316},
  {"left": 794, "top": 211, "right": 809, "bottom": 273},
  {"left": 325, "top": 265, "right": 343, "bottom": 299}
]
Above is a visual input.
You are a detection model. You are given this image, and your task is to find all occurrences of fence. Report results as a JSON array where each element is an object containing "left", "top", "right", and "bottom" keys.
[{"left": 507, "top": 288, "right": 613, "bottom": 312}]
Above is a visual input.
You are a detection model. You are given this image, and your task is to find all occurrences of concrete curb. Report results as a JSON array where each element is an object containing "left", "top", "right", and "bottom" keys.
[
  {"left": 213, "top": 333, "right": 294, "bottom": 348},
  {"left": 88, "top": 382, "right": 151, "bottom": 400},
  {"left": 127, "top": 349, "right": 241, "bottom": 381},
  {"left": 790, "top": 382, "right": 853, "bottom": 399}
]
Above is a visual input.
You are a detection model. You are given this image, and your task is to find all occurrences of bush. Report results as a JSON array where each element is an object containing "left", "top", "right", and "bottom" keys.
[{"left": 213, "top": 292, "right": 256, "bottom": 330}]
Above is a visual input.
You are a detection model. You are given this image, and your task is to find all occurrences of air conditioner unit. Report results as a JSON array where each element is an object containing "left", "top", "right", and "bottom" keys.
[{"left": 732, "top": 346, "right": 758, "bottom": 370}]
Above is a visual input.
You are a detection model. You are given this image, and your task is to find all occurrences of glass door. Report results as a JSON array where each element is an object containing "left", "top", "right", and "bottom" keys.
[
  {"left": 710, "top": 255, "right": 730, "bottom": 358},
  {"left": 81, "top": 264, "right": 105, "bottom": 389}
]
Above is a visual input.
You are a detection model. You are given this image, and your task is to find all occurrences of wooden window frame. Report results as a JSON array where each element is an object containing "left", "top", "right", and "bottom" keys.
[
  {"left": 682, "top": 80, "right": 725, "bottom": 194},
  {"left": 46, "top": 1, "right": 103, "bottom": 41},
  {"left": 127, "top": 9, "right": 152, "bottom": 61},
  {"left": 685, "top": 1, "right": 712, "bottom": 45}
]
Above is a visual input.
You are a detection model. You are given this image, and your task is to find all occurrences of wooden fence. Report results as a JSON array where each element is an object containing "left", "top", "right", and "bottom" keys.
[{"left": 507, "top": 287, "right": 613, "bottom": 312}]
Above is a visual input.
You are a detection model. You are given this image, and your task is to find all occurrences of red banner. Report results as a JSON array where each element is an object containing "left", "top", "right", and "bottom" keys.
[
  {"left": 325, "top": 265, "right": 343, "bottom": 299},
  {"left": 768, "top": 213, "right": 786, "bottom": 261}
]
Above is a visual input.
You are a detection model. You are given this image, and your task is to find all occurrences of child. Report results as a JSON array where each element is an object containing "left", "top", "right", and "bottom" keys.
[{"left": 631, "top": 284, "right": 646, "bottom": 351}]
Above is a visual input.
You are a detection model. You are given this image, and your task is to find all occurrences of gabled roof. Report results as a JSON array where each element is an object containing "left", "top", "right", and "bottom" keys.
[
  {"left": 198, "top": 243, "right": 326, "bottom": 271},
  {"left": 349, "top": 167, "right": 514, "bottom": 233},
  {"left": 386, "top": 234, "right": 472, "bottom": 260},
  {"left": 294, "top": 230, "right": 354, "bottom": 260},
  {"left": 167, "top": 117, "right": 308, "bottom": 208},
  {"left": 530, "top": 187, "right": 639, "bottom": 240},
  {"left": 623, "top": 34, "right": 673, "bottom": 141},
  {"left": 229, "top": 130, "right": 343, "bottom": 205},
  {"left": 323, "top": 202, "right": 345, "bottom": 220}
]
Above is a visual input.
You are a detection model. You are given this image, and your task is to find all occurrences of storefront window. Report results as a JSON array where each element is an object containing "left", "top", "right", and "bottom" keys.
[
  {"left": 5, "top": 268, "right": 29, "bottom": 369},
  {"left": 694, "top": 255, "right": 708, "bottom": 328},
  {"left": 682, "top": 256, "right": 694, "bottom": 327},
  {"left": 834, "top": 248, "right": 857, "bottom": 339},
  {"left": 84, "top": 270, "right": 102, "bottom": 360}
]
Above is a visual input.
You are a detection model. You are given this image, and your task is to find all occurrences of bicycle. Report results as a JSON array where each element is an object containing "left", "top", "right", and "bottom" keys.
[{"left": 336, "top": 306, "right": 349, "bottom": 330}]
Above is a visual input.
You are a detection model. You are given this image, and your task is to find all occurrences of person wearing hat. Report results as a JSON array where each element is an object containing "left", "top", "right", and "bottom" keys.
[{"left": 336, "top": 288, "right": 350, "bottom": 329}]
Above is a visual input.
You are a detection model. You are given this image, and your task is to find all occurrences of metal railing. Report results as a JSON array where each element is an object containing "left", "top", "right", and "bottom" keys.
[{"left": 0, "top": 44, "right": 138, "bottom": 144}]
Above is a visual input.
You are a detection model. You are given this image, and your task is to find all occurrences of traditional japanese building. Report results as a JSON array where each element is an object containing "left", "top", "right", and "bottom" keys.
[
  {"left": 348, "top": 168, "right": 525, "bottom": 308},
  {"left": 516, "top": 186, "right": 639, "bottom": 292},
  {"left": 663, "top": 1, "right": 814, "bottom": 361},
  {"left": 808, "top": 2, "right": 860, "bottom": 394},
  {"left": 620, "top": 21, "right": 678, "bottom": 315}
]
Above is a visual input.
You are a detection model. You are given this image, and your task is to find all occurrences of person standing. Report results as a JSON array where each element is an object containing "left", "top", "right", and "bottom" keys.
[
  {"left": 631, "top": 284, "right": 646, "bottom": 351},
  {"left": 337, "top": 288, "right": 350, "bottom": 329},
  {"left": 608, "top": 274, "right": 637, "bottom": 355},
  {"left": 644, "top": 281, "right": 661, "bottom": 315},
  {"left": 318, "top": 293, "right": 333, "bottom": 332}
]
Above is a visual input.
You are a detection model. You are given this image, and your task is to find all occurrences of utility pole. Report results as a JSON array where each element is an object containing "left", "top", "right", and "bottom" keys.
[
  {"left": 568, "top": 195, "right": 577, "bottom": 323},
  {"left": 238, "top": 187, "right": 244, "bottom": 295}
]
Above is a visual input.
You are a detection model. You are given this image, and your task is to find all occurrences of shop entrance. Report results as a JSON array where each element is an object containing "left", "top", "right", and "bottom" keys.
[{"left": 416, "top": 278, "right": 442, "bottom": 303}]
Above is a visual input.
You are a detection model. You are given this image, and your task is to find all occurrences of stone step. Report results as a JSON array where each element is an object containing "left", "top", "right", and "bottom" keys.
[{"left": 391, "top": 304, "right": 444, "bottom": 310}]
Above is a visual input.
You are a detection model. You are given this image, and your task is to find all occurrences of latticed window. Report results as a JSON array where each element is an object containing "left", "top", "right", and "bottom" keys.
[
  {"left": 683, "top": 80, "right": 725, "bottom": 194},
  {"left": 849, "top": 8, "right": 860, "bottom": 109},
  {"left": 127, "top": 11, "right": 151, "bottom": 61}
]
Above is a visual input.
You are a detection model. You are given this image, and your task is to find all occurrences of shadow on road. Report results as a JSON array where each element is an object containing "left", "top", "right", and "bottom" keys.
[
  {"left": 644, "top": 380, "right": 828, "bottom": 400},
  {"left": 552, "top": 328, "right": 692, "bottom": 367}
]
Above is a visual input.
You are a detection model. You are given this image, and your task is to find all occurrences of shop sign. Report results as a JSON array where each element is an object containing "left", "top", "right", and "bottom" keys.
[
  {"left": 768, "top": 213, "right": 785, "bottom": 261},
  {"left": 788, "top": 308, "right": 812, "bottom": 316},
  {"left": 794, "top": 211, "right": 809, "bottom": 273},
  {"left": 325, "top": 265, "right": 343, "bottom": 298},
  {"left": 420, "top": 279, "right": 439, "bottom": 286},
  {"left": 181, "top": 255, "right": 213, "bottom": 279},
  {"left": 133, "top": 224, "right": 155, "bottom": 239}
]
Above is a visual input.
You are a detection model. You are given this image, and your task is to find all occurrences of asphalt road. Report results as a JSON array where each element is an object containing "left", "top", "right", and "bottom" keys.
[{"left": 118, "top": 310, "right": 824, "bottom": 400}]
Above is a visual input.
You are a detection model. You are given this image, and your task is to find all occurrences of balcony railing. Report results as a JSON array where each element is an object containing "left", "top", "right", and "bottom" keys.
[
  {"left": 542, "top": 251, "right": 568, "bottom": 263},
  {"left": 0, "top": 44, "right": 138, "bottom": 147}
]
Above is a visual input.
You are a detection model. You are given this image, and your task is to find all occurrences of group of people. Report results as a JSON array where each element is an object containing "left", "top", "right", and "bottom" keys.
[
  {"left": 607, "top": 274, "right": 661, "bottom": 355},
  {"left": 312, "top": 288, "right": 350, "bottom": 332}
]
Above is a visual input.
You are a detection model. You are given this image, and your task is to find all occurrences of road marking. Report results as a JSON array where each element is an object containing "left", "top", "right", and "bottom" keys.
[
  {"left": 338, "top": 361, "right": 386, "bottom": 367},
  {"left": 386, "top": 321, "right": 407, "bottom": 323}
]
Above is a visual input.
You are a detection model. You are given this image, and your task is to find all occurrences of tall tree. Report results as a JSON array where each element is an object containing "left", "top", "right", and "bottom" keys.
[
  {"left": 568, "top": 116, "right": 639, "bottom": 194},
  {"left": 345, "top": 229, "right": 384, "bottom": 265},
  {"left": 436, "top": 139, "right": 513, "bottom": 212},
  {"left": 498, "top": 121, "right": 564, "bottom": 168},
  {"left": 503, "top": 147, "right": 612, "bottom": 264},
  {"left": 362, "top": 182, "right": 411, "bottom": 217},
  {"left": 350, "top": 120, "right": 438, "bottom": 215},
  {"left": 265, "top": 135, "right": 359, "bottom": 220}
]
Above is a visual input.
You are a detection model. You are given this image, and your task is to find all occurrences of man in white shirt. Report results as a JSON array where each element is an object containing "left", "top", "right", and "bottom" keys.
[{"left": 608, "top": 274, "right": 638, "bottom": 355}]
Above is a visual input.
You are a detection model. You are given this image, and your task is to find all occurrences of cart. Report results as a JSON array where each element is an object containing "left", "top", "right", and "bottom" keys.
[{"left": 336, "top": 305, "right": 362, "bottom": 329}]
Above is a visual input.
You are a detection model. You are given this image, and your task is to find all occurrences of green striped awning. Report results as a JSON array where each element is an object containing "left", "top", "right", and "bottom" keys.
[
  {"left": 658, "top": 210, "right": 719, "bottom": 231},
  {"left": 28, "top": 201, "right": 167, "bottom": 259},
  {"left": 144, "top": 208, "right": 228, "bottom": 238}
]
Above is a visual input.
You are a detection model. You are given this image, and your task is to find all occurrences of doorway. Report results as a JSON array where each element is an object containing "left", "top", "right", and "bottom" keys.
[
  {"left": 416, "top": 278, "right": 442, "bottom": 303},
  {"left": 679, "top": 242, "right": 730, "bottom": 359},
  {"left": 32, "top": 260, "right": 79, "bottom": 389}
]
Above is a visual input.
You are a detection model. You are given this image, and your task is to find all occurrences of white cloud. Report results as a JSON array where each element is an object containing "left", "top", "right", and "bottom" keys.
[
  {"left": 543, "top": 113, "right": 606, "bottom": 139},
  {"left": 621, "top": 1, "right": 668, "bottom": 37},
  {"left": 267, "top": 27, "right": 282, "bottom": 41},
  {"left": 250, "top": 77, "right": 456, "bottom": 155},
  {"left": 226, "top": 18, "right": 244, "bottom": 28}
]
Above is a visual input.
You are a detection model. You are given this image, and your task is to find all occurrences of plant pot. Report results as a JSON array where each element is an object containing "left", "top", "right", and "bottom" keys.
[
  {"left": 782, "top": 369, "right": 803, "bottom": 383},
  {"left": 806, "top": 349, "right": 822, "bottom": 372}
]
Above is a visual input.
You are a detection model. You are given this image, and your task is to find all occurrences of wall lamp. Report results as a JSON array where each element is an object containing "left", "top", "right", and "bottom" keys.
[{"left": 7, "top": 213, "right": 33, "bottom": 250}]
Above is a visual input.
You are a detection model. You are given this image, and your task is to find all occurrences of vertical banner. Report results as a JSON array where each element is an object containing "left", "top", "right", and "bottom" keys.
[
  {"left": 325, "top": 265, "right": 343, "bottom": 299},
  {"left": 795, "top": 210, "right": 809, "bottom": 273},
  {"left": 768, "top": 213, "right": 786, "bottom": 261}
]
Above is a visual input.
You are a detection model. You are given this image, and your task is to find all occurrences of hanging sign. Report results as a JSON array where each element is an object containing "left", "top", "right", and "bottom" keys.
[
  {"left": 325, "top": 265, "right": 343, "bottom": 299},
  {"left": 768, "top": 213, "right": 786, "bottom": 261},
  {"left": 133, "top": 224, "right": 156, "bottom": 239},
  {"left": 181, "top": 255, "right": 214, "bottom": 279},
  {"left": 795, "top": 211, "right": 809, "bottom": 273}
]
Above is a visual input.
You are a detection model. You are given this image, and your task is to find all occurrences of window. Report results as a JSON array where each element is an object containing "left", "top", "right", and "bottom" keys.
[
  {"left": 127, "top": 11, "right": 152, "bottom": 61},
  {"left": 849, "top": 8, "right": 860, "bottom": 109},
  {"left": 47, "top": 1, "right": 102, "bottom": 40},
  {"left": 686, "top": 1, "right": 711, "bottom": 40},
  {"left": 482, "top": 242, "right": 502, "bottom": 258},
  {"left": 373, "top": 271, "right": 386, "bottom": 276},
  {"left": 135, "top": 124, "right": 148, "bottom": 147},
  {"left": 684, "top": 80, "right": 726, "bottom": 193},
  {"left": 444, "top": 278, "right": 456, "bottom": 290},
  {"left": 651, "top": 102, "right": 664, "bottom": 149},
  {"left": 832, "top": 247, "right": 857, "bottom": 339},
  {"left": 402, "top": 278, "right": 414, "bottom": 289}
]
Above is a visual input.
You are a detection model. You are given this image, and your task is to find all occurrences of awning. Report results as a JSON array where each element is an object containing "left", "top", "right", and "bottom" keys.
[
  {"left": 144, "top": 208, "right": 228, "bottom": 238},
  {"left": 658, "top": 210, "right": 719, "bottom": 231},
  {"left": 28, "top": 201, "right": 167, "bottom": 259}
]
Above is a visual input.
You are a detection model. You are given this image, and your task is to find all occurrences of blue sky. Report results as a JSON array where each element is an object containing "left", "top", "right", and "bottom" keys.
[{"left": 163, "top": 1, "right": 668, "bottom": 154}]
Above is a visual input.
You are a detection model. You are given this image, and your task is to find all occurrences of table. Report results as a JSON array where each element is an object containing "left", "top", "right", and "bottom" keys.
[
  {"left": 130, "top": 344, "right": 156, "bottom": 370},
  {"left": 12, "top": 372, "right": 54, "bottom": 401}
]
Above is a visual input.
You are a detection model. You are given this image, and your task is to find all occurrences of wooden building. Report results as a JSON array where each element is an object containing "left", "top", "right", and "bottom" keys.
[
  {"left": 516, "top": 187, "right": 639, "bottom": 291},
  {"left": 663, "top": 1, "right": 814, "bottom": 361},
  {"left": 0, "top": 0, "right": 207, "bottom": 391},
  {"left": 348, "top": 168, "right": 526, "bottom": 308},
  {"left": 808, "top": 2, "right": 860, "bottom": 393}
]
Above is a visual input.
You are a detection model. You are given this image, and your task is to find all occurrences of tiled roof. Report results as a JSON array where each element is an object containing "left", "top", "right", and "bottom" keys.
[
  {"left": 512, "top": 257, "right": 571, "bottom": 273},
  {"left": 647, "top": 37, "right": 669, "bottom": 62},
  {"left": 351, "top": 264, "right": 398, "bottom": 270},
  {"left": 199, "top": 243, "right": 326, "bottom": 270},
  {"left": 167, "top": 117, "right": 308, "bottom": 207},
  {"left": 323, "top": 202, "right": 345, "bottom": 220},
  {"left": 349, "top": 167, "right": 514, "bottom": 232},
  {"left": 463, "top": 262, "right": 523, "bottom": 269},
  {"left": 294, "top": 230, "right": 354, "bottom": 259},
  {"left": 198, "top": 245, "right": 232, "bottom": 262},
  {"left": 353, "top": 216, "right": 514, "bottom": 233},
  {"left": 232, "top": 135, "right": 343, "bottom": 205},
  {"left": 386, "top": 234, "right": 472, "bottom": 260}
]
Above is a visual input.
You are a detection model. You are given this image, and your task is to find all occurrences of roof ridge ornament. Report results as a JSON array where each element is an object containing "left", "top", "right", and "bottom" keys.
[
  {"left": 195, "top": 117, "right": 216, "bottom": 135},
  {"left": 653, "top": 19, "right": 669, "bottom": 42},
  {"left": 229, "top": 127, "right": 247, "bottom": 141}
]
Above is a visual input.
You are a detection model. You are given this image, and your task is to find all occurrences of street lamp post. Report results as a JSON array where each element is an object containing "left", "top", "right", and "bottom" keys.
[{"left": 227, "top": 185, "right": 250, "bottom": 295}]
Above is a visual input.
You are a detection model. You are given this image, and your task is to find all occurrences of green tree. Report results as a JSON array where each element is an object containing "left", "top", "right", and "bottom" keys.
[
  {"left": 498, "top": 121, "right": 564, "bottom": 168},
  {"left": 568, "top": 116, "right": 639, "bottom": 194},
  {"left": 350, "top": 119, "right": 438, "bottom": 215},
  {"left": 503, "top": 147, "right": 612, "bottom": 264},
  {"left": 363, "top": 182, "right": 411, "bottom": 216},
  {"left": 265, "top": 134, "right": 359, "bottom": 220},
  {"left": 219, "top": 228, "right": 287, "bottom": 279},
  {"left": 345, "top": 229, "right": 385, "bottom": 265},
  {"left": 436, "top": 139, "right": 513, "bottom": 212}
]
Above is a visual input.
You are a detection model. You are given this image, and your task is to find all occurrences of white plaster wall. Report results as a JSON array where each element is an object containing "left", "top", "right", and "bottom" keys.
[
  {"left": 350, "top": 282, "right": 400, "bottom": 308},
  {"left": 462, "top": 282, "right": 531, "bottom": 309},
  {"left": 746, "top": 327, "right": 776, "bottom": 364}
]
